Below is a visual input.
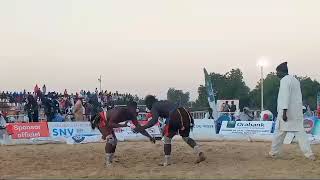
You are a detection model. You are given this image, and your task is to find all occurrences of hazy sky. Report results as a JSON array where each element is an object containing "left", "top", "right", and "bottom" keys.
[{"left": 1, "top": 0, "right": 320, "bottom": 100}]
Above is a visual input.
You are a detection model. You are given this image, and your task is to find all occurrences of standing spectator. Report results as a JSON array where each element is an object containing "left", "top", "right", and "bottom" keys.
[
  {"left": 65, "top": 104, "right": 74, "bottom": 122},
  {"left": 34, "top": 84, "right": 39, "bottom": 94},
  {"left": 269, "top": 62, "right": 315, "bottom": 160},
  {"left": 205, "top": 108, "right": 214, "bottom": 119},
  {"left": 24, "top": 95, "right": 39, "bottom": 122},
  {"left": 64, "top": 89, "right": 68, "bottom": 97},
  {"left": 41, "top": 96, "right": 54, "bottom": 121},
  {"left": 230, "top": 101, "right": 237, "bottom": 113},
  {"left": 230, "top": 101, "right": 237, "bottom": 120},
  {"left": 223, "top": 101, "right": 230, "bottom": 112},
  {"left": 80, "top": 90, "right": 84, "bottom": 97},
  {"left": 42, "top": 84, "right": 47, "bottom": 95},
  {"left": 73, "top": 99, "right": 84, "bottom": 121},
  {"left": 59, "top": 97, "right": 67, "bottom": 113},
  {"left": 220, "top": 103, "right": 225, "bottom": 112},
  {"left": 52, "top": 94, "right": 61, "bottom": 114},
  {"left": 84, "top": 101, "right": 93, "bottom": 121}
]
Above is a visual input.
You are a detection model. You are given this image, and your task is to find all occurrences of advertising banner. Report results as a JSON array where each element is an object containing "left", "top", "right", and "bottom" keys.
[
  {"left": 8, "top": 122, "right": 49, "bottom": 139},
  {"left": 189, "top": 119, "right": 216, "bottom": 140},
  {"left": 219, "top": 121, "right": 273, "bottom": 136},
  {"left": 48, "top": 122, "right": 101, "bottom": 140},
  {"left": 48, "top": 122, "right": 162, "bottom": 143}
]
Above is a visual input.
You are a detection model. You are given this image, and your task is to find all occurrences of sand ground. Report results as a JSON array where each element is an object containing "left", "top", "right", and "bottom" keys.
[{"left": 1, "top": 141, "right": 320, "bottom": 179}]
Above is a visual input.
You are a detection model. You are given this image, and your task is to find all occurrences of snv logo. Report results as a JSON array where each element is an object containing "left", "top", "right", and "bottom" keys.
[{"left": 52, "top": 128, "right": 74, "bottom": 136}]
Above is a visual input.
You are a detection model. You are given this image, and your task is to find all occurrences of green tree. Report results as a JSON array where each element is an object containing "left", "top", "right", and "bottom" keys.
[
  {"left": 249, "top": 73, "right": 280, "bottom": 114},
  {"left": 195, "top": 68, "right": 320, "bottom": 112},
  {"left": 194, "top": 85, "right": 209, "bottom": 108},
  {"left": 298, "top": 76, "right": 320, "bottom": 109},
  {"left": 250, "top": 74, "right": 320, "bottom": 113},
  {"left": 167, "top": 88, "right": 190, "bottom": 107},
  {"left": 195, "top": 68, "right": 250, "bottom": 109}
]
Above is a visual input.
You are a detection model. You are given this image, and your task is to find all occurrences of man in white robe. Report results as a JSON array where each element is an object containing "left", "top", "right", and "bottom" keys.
[{"left": 269, "top": 62, "right": 315, "bottom": 160}]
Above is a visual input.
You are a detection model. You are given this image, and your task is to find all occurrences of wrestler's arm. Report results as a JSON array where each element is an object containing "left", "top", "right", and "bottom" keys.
[
  {"left": 131, "top": 119, "right": 155, "bottom": 143},
  {"left": 92, "top": 114, "right": 108, "bottom": 140},
  {"left": 141, "top": 108, "right": 159, "bottom": 130},
  {"left": 107, "top": 112, "right": 129, "bottom": 128}
]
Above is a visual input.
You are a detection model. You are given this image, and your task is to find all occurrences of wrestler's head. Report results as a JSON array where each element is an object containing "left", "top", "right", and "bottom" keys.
[
  {"left": 145, "top": 95, "right": 158, "bottom": 110},
  {"left": 127, "top": 101, "right": 138, "bottom": 115}
]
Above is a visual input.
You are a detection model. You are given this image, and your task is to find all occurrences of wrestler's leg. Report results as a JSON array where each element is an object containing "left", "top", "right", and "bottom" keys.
[
  {"left": 162, "top": 124, "right": 174, "bottom": 166},
  {"left": 105, "top": 133, "right": 117, "bottom": 166},
  {"left": 111, "top": 132, "right": 117, "bottom": 154},
  {"left": 182, "top": 136, "right": 206, "bottom": 163},
  {"left": 162, "top": 135, "right": 173, "bottom": 166},
  {"left": 180, "top": 109, "right": 206, "bottom": 164}
]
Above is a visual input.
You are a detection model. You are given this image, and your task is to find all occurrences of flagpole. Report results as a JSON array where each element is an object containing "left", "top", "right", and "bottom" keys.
[
  {"left": 261, "top": 66, "right": 264, "bottom": 112},
  {"left": 99, "top": 75, "right": 102, "bottom": 93}
]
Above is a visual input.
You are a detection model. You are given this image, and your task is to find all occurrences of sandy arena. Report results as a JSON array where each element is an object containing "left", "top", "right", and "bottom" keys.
[{"left": 1, "top": 141, "right": 320, "bottom": 179}]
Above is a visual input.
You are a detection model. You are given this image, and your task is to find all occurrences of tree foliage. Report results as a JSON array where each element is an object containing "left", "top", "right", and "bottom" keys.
[
  {"left": 298, "top": 76, "right": 320, "bottom": 110},
  {"left": 193, "top": 85, "right": 209, "bottom": 109},
  {"left": 194, "top": 68, "right": 250, "bottom": 110},
  {"left": 249, "top": 73, "right": 280, "bottom": 115},
  {"left": 195, "top": 69, "right": 320, "bottom": 113},
  {"left": 167, "top": 88, "right": 190, "bottom": 107}
]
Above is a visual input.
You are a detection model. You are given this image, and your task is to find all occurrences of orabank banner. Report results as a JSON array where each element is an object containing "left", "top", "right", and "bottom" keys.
[{"left": 219, "top": 121, "right": 273, "bottom": 136}]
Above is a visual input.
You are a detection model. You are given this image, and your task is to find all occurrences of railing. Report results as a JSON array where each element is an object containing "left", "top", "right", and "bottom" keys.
[
  {"left": 190, "top": 111, "right": 239, "bottom": 120},
  {"left": 190, "top": 111, "right": 207, "bottom": 119}
]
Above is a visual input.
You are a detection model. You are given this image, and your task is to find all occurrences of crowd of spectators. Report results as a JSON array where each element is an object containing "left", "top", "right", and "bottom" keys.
[{"left": 0, "top": 85, "right": 142, "bottom": 122}]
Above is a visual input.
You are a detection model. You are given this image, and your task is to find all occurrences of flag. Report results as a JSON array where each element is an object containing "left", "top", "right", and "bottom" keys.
[{"left": 204, "top": 68, "right": 218, "bottom": 119}]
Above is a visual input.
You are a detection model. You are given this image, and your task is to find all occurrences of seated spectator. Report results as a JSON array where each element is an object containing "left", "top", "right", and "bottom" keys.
[
  {"left": 52, "top": 112, "right": 65, "bottom": 122},
  {"left": 239, "top": 107, "right": 254, "bottom": 121}
]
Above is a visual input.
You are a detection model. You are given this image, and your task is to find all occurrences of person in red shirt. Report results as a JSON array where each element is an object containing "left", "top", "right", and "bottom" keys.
[
  {"left": 34, "top": 84, "right": 39, "bottom": 94},
  {"left": 64, "top": 89, "right": 68, "bottom": 97},
  {"left": 91, "top": 101, "right": 155, "bottom": 166}
]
